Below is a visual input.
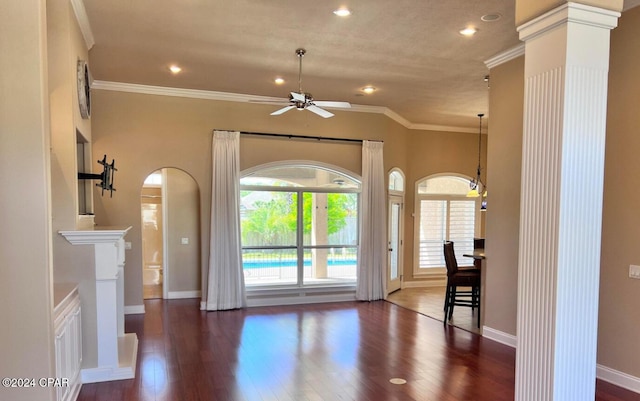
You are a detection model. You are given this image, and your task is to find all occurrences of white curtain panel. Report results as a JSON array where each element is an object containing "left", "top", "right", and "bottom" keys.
[
  {"left": 206, "top": 131, "right": 246, "bottom": 310},
  {"left": 356, "top": 140, "right": 388, "bottom": 301}
]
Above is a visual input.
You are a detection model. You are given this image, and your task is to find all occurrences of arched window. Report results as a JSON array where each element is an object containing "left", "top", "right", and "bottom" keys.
[
  {"left": 388, "top": 168, "right": 405, "bottom": 193},
  {"left": 240, "top": 162, "right": 360, "bottom": 287},
  {"left": 414, "top": 174, "right": 481, "bottom": 274}
]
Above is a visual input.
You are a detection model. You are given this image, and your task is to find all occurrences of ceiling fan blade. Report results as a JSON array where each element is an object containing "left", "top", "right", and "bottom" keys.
[
  {"left": 313, "top": 101, "right": 351, "bottom": 109},
  {"left": 290, "top": 92, "right": 306, "bottom": 102},
  {"left": 307, "top": 105, "right": 334, "bottom": 118},
  {"left": 271, "top": 105, "right": 295, "bottom": 116},
  {"left": 249, "top": 99, "right": 291, "bottom": 105}
]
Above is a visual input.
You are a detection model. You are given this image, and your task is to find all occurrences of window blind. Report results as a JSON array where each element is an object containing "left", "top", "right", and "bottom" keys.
[{"left": 418, "top": 199, "right": 476, "bottom": 268}]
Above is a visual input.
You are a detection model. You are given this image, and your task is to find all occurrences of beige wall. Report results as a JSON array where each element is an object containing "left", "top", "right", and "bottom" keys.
[
  {"left": 166, "top": 168, "right": 201, "bottom": 293},
  {"left": 484, "top": 56, "right": 524, "bottom": 335},
  {"left": 404, "top": 129, "right": 488, "bottom": 283},
  {"left": 599, "top": 5, "right": 640, "bottom": 377},
  {"left": 0, "top": 1, "right": 56, "bottom": 400},
  {"left": 47, "top": 0, "right": 100, "bottom": 369},
  {"left": 486, "top": 5, "right": 640, "bottom": 379},
  {"left": 90, "top": 89, "right": 481, "bottom": 305}
]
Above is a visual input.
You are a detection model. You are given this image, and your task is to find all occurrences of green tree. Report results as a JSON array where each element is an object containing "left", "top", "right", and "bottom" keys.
[
  {"left": 242, "top": 191, "right": 357, "bottom": 245},
  {"left": 299, "top": 193, "right": 357, "bottom": 234},
  {"left": 241, "top": 192, "right": 297, "bottom": 246}
]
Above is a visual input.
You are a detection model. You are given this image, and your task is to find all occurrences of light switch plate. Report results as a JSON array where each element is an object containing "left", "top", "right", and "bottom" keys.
[
  {"left": 124, "top": 241, "right": 132, "bottom": 250},
  {"left": 181, "top": 237, "right": 189, "bottom": 245},
  {"left": 629, "top": 265, "right": 640, "bottom": 279}
]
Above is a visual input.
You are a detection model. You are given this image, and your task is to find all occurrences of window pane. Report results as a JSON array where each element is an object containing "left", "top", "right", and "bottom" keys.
[
  {"left": 303, "top": 247, "right": 357, "bottom": 285},
  {"left": 389, "top": 171, "right": 404, "bottom": 192},
  {"left": 417, "top": 176, "right": 470, "bottom": 195},
  {"left": 240, "top": 191, "right": 297, "bottom": 247},
  {"left": 417, "top": 198, "right": 476, "bottom": 269},
  {"left": 449, "top": 200, "right": 476, "bottom": 262},
  {"left": 418, "top": 200, "right": 447, "bottom": 268},
  {"left": 303, "top": 192, "right": 358, "bottom": 246},
  {"left": 241, "top": 166, "right": 360, "bottom": 189},
  {"left": 242, "top": 248, "right": 298, "bottom": 286}
]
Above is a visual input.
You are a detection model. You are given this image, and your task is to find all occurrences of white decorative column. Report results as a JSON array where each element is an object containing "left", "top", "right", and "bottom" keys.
[
  {"left": 60, "top": 226, "right": 138, "bottom": 383},
  {"left": 515, "top": 4, "right": 619, "bottom": 401}
]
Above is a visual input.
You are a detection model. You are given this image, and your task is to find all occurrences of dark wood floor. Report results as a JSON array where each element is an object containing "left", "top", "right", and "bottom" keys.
[{"left": 77, "top": 299, "right": 640, "bottom": 401}]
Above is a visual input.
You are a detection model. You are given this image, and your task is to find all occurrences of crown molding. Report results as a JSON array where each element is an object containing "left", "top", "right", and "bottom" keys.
[
  {"left": 517, "top": 2, "right": 619, "bottom": 42},
  {"left": 92, "top": 80, "right": 476, "bottom": 133},
  {"left": 408, "top": 123, "right": 477, "bottom": 134},
  {"left": 70, "top": 0, "right": 95, "bottom": 50},
  {"left": 485, "top": 43, "right": 525, "bottom": 70}
]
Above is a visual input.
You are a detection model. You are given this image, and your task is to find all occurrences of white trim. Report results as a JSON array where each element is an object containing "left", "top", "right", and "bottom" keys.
[
  {"left": 482, "top": 326, "right": 518, "bottom": 348},
  {"left": 246, "top": 293, "right": 356, "bottom": 307},
  {"left": 124, "top": 304, "right": 145, "bottom": 314},
  {"left": 517, "top": 2, "right": 619, "bottom": 42},
  {"left": 401, "top": 279, "right": 447, "bottom": 288},
  {"left": 59, "top": 226, "right": 131, "bottom": 245},
  {"left": 91, "top": 80, "right": 479, "bottom": 133},
  {"left": 485, "top": 44, "right": 525, "bottom": 70},
  {"left": 167, "top": 290, "right": 201, "bottom": 299},
  {"left": 81, "top": 333, "right": 138, "bottom": 383},
  {"left": 69, "top": 0, "right": 95, "bottom": 49},
  {"left": 161, "top": 169, "right": 169, "bottom": 300},
  {"left": 408, "top": 123, "right": 477, "bottom": 133},
  {"left": 200, "top": 301, "right": 206, "bottom": 310},
  {"left": 596, "top": 364, "right": 640, "bottom": 394},
  {"left": 479, "top": 327, "right": 640, "bottom": 395}
]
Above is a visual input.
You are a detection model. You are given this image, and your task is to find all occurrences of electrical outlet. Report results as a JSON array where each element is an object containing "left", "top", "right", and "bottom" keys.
[
  {"left": 181, "top": 237, "right": 189, "bottom": 245},
  {"left": 629, "top": 265, "right": 640, "bottom": 279},
  {"left": 124, "top": 242, "right": 132, "bottom": 250}
]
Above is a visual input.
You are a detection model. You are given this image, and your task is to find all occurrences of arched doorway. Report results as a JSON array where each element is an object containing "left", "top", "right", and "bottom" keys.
[{"left": 141, "top": 168, "right": 201, "bottom": 299}]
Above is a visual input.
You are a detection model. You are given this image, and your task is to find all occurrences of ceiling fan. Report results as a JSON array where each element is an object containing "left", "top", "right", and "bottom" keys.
[{"left": 270, "top": 48, "right": 351, "bottom": 118}]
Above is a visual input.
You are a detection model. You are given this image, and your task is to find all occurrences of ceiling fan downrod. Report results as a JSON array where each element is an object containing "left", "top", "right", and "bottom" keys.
[{"left": 296, "top": 48, "right": 306, "bottom": 94}]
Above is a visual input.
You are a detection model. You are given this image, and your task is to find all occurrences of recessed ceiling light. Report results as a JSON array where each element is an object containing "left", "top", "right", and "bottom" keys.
[
  {"left": 333, "top": 7, "right": 351, "bottom": 17},
  {"left": 274, "top": 77, "right": 285, "bottom": 85},
  {"left": 481, "top": 13, "right": 502, "bottom": 22},
  {"left": 169, "top": 65, "right": 182, "bottom": 74},
  {"left": 459, "top": 27, "right": 478, "bottom": 37},
  {"left": 362, "top": 86, "right": 376, "bottom": 94}
]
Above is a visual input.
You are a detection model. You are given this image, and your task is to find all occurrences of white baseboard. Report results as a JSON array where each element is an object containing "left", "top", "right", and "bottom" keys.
[
  {"left": 124, "top": 304, "right": 145, "bottom": 314},
  {"left": 246, "top": 293, "right": 356, "bottom": 308},
  {"left": 482, "top": 326, "right": 517, "bottom": 348},
  {"left": 482, "top": 326, "right": 640, "bottom": 395},
  {"left": 81, "top": 333, "right": 138, "bottom": 383},
  {"left": 200, "top": 301, "right": 206, "bottom": 310},
  {"left": 402, "top": 279, "right": 446, "bottom": 288},
  {"left": 597, "top": 364, "right": 640, "bottom": 394},
  {"left": 167, "top": 290, "right": 201, "bottom": 299}
]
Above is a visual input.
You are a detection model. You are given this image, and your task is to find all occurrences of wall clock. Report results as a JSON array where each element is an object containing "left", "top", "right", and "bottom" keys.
[{"left": 77, "top": 60, "right": 91, "bottom": 119}]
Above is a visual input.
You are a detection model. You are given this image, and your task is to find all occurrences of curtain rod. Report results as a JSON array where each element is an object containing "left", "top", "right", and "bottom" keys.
[{"left": 234, "top": 130, "right": 382, "bottom": 144}]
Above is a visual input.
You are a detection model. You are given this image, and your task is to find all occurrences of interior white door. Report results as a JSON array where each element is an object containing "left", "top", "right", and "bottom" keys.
[{"left": 387, "top": 197, "right": 403, "bottom": 294}]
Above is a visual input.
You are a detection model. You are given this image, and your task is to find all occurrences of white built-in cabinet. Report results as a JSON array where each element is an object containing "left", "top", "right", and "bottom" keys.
[{"left": 53, "top": 283, "right": 82, "bottom": 401}]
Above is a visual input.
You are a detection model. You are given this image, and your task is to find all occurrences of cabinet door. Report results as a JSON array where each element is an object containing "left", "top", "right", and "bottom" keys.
[
  {"left": 70, "top": 307, "right": 82, "bottom": 382},
  {"left": 54, "top": 323, "right": 68, "bottom": 401}
]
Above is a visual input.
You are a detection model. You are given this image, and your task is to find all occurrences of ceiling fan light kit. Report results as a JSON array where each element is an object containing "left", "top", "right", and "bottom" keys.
[{"left": 270, "top": 48, "right": 351, "bottom": 118}]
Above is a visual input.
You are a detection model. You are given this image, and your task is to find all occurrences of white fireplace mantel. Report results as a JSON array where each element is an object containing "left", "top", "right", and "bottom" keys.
[
  {"left": 59, "top": 226, "right": 131, "bottom": 245},
  {"left": 59, "top": 226, "right": 138, "bottom": 383}
]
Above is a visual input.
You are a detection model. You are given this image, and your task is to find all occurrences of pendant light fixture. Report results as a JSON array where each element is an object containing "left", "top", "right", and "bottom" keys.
[{"left": 467, "top": 113, "right": 487, "bottom": 202}]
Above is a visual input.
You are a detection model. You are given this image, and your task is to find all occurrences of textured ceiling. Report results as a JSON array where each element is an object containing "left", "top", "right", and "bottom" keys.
[{"left": 82, "top": 0, "right": 637, "bottom": 130}]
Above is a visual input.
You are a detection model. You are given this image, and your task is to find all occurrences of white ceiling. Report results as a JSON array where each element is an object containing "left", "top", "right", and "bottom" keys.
[{"left": 82, "top": 0, "right": 638, "bottom": 131}]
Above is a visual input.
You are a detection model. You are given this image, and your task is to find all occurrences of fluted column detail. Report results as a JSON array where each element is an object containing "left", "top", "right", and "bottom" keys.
[{"left": 515, "top": 4, "right": 619, "bottom": 400}]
